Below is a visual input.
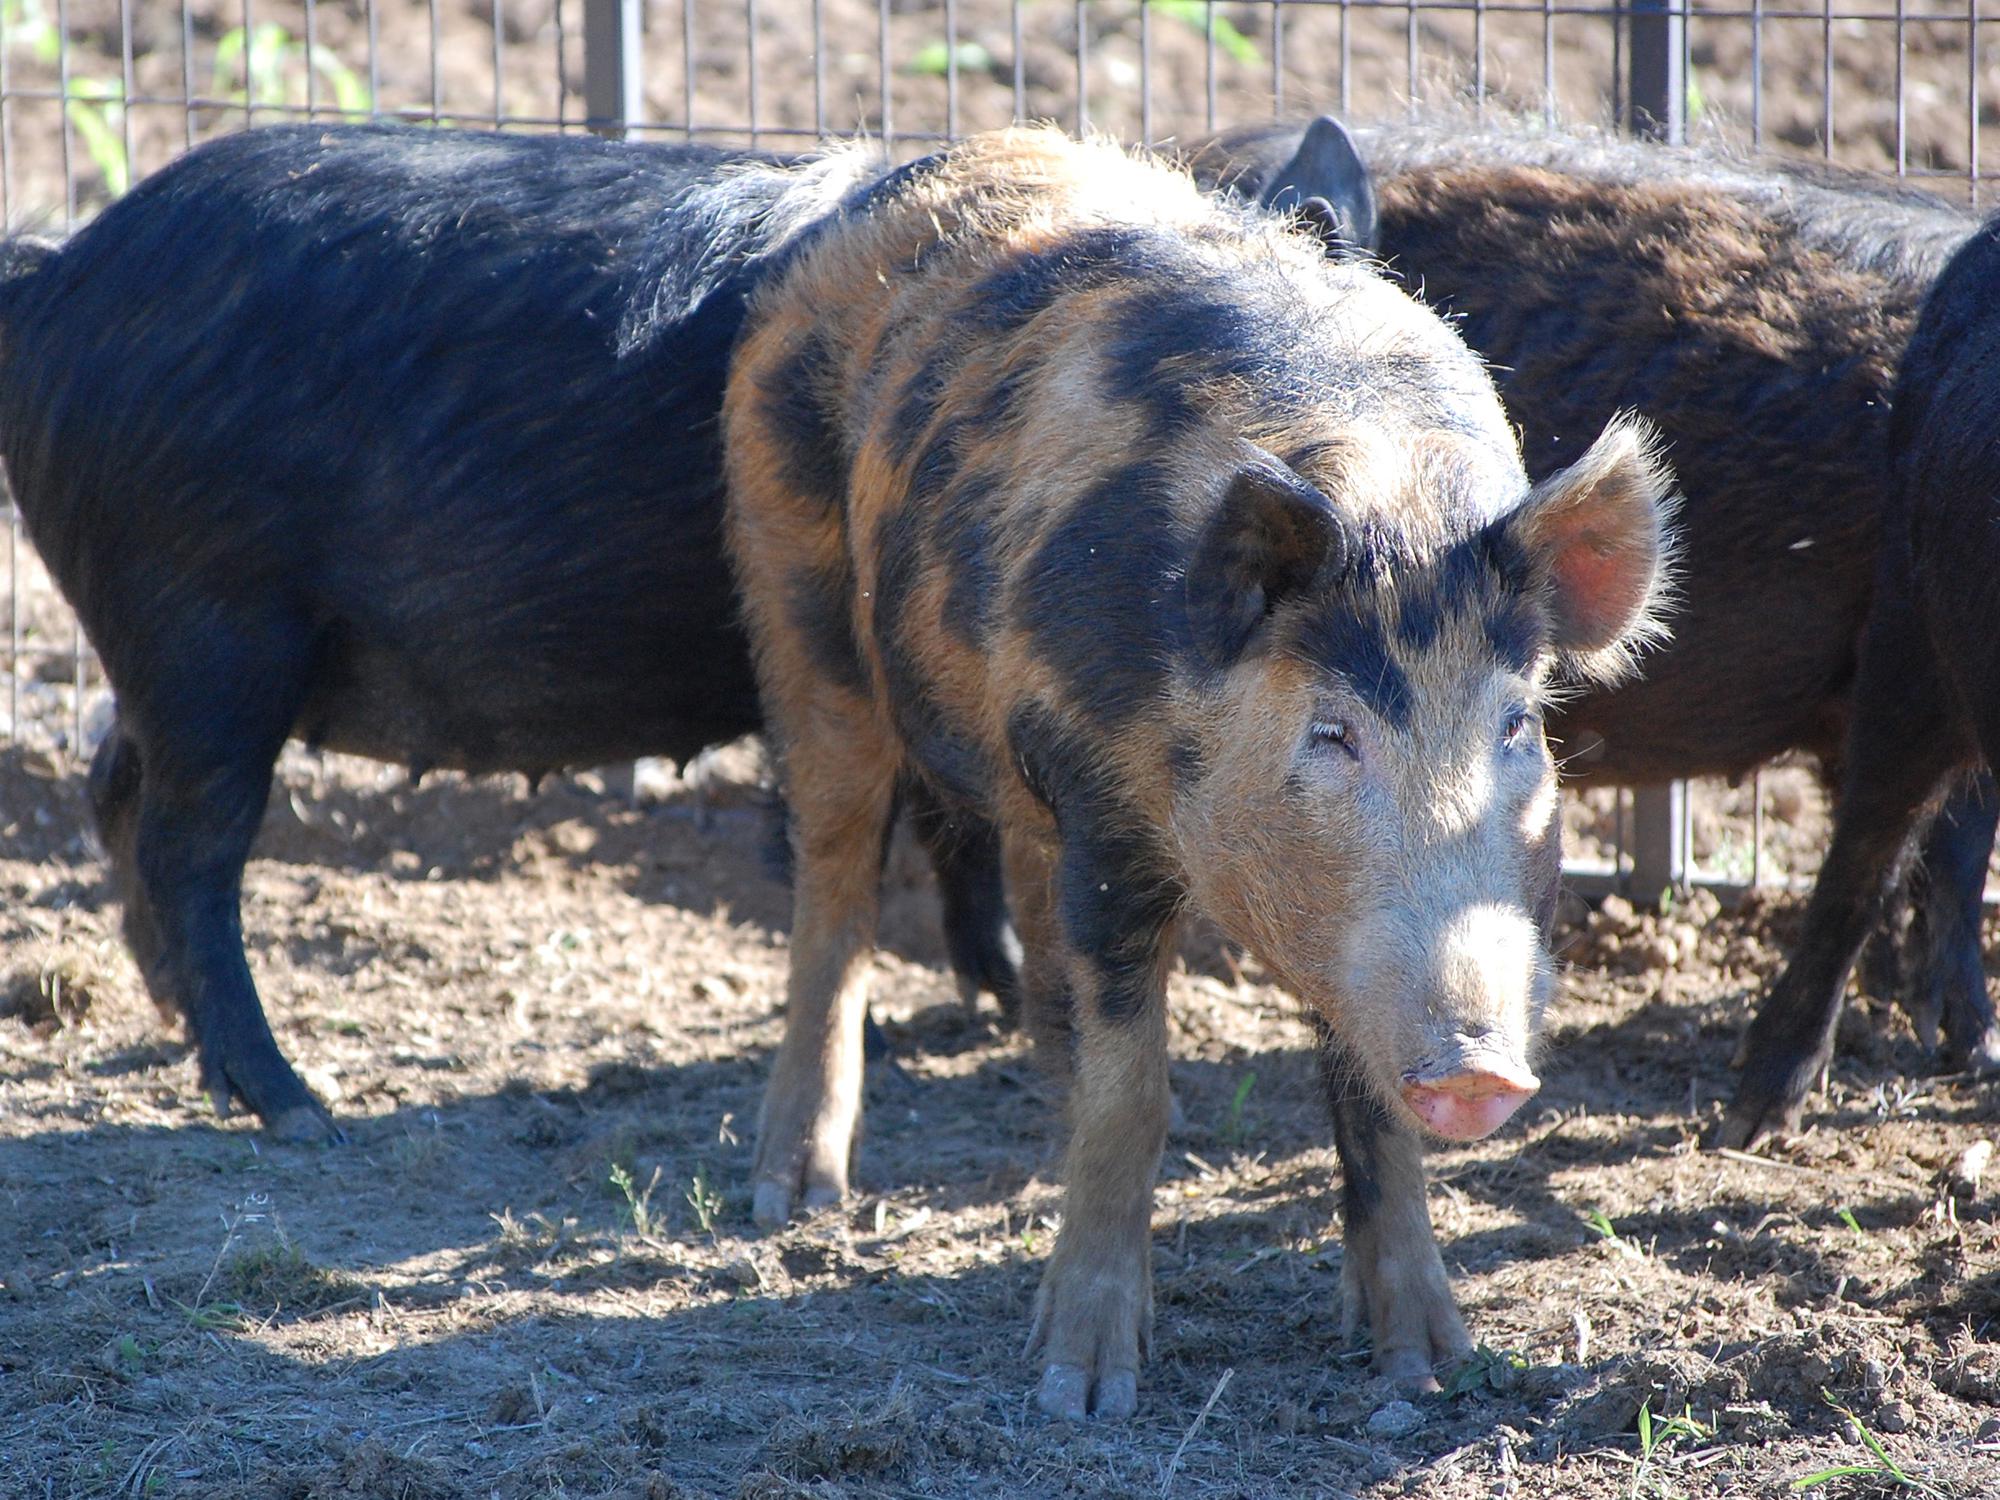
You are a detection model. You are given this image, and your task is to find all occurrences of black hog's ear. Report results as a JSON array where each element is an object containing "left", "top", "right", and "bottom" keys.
[
  {"left": 1258, "top": 115, "right": 1379, "bottom": 255},
  {"left": 1514, "top": 413, "right": 1678, "bottom": 686},
  {"left": 1187, "top": 462, "right": 1346, "bottom": 667}
]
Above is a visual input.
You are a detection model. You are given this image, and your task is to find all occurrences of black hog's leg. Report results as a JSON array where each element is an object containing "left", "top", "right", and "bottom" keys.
[
  {"left": 110, "top": 694, "right": 335, "bottom": 1142},
  {"left": 1720, "top": 595, "right": 1962, "bottom": 1150},
  {"left": 1902, "top": 776, "right": 2000, "bottom": 1071},
  {"left": 906, "top": 783, "right": 1024, "bottom": 1024},
  {"left": 1318, "top": 1032, "right": 1468, "bottom": 1389}
]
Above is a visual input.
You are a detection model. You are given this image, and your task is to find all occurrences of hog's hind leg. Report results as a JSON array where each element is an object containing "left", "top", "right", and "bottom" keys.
[{"left": 750, "top": 704, "right": 902, "bottom": 1229}]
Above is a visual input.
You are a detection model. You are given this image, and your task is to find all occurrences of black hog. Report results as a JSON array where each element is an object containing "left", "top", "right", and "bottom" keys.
[
  {"left": 0, "top": 124, "right": 1018, "bottom": 1141},
  {"left": 1199, "top": 117, "right": 2000, "bottom": 1084},
  {"left": 722, "top": 126, "right": 1673, "bottom": 1413},
  {"left": 1719, "top": 215, "right": 2000, "bottom": 1146}
]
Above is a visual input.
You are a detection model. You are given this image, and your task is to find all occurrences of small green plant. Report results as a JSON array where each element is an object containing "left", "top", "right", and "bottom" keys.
[
  {"left": 904, "top": 39, "right": 993, "bottom": 77},
  {"left": 1791, "top": 1396, "right": 1947, "bottom": 1497},
  {"left": 1222, "top": 1069, "right": 1258, "bottom": 1147},
  {"left": 1628, "top": 1400, "right": 1709, "bottom": 1499},
  {"left": 213, "top": 24, "right": 371, "bottom": 117},
  {"left": 1442, "top": 1344, "right": 1531, "bottom": 1398},
  {"left": 1835, "top": 1206, "right": 1866, "bottom": 1239},
  {"left": 685, "top": 1164, "right": 723, "bottom": 1236},
  {"left": 1148, "top": 0, "right": 1260, "bottom": 67},
  {"left": 609, "top": 1161, "right": 662, "bottom": 1240}
]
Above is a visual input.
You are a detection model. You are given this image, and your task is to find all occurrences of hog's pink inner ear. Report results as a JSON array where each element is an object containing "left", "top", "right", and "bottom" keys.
[
  {"left": 1186, "top": 462, "right": 1345, "bottom": 667},
  {"left": 1517, "top": 415, "right": 1675, "bottom": 683}
]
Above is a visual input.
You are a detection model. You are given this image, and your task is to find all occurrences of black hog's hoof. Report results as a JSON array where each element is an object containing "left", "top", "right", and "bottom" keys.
[
  {"left": 1713, "top": 1066, "right": 1815, "bottom": 1152},
  {"left": 200, "top": 1046, "right": 346, "bottom": 1144}
]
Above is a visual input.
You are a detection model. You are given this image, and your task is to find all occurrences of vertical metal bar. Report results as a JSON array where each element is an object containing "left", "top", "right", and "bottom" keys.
[
  {"left": 813, "top": 0, "right": 826, "bottom": 139},
  {"left": 6, "top": 515, "right": 16, "bottom": 740},
  {"left": 1205, "top": 0, "right": 1218, "bottom": 133},
  {"left": 1751, "top": 0, "right": 1763, "bottom": 147},
  {"left": 683, "top": 0, "right": 696, "bottom": 137},
  {"left": 1405, "top": 0, "right": 1417, "bottom": 116},
  {"left": 878, "top": 0, "right": 892, "bottom": 151},
  {"left": 0, "top": 0, "right": 12, "bottom": 230},
  {"left": 945, "top": 0, "right": 959, "bottom": 140},
  {"left": 1270, "top": 0, "right": 1282, "bottom": 119},
  {"left": 1630, "top": 784, "right": 1689, "bottom": 903},
  {"left": 492, "top": 0, "right": 506, "bottom": 128},
  {"left": 1076, "top": 0, "right": 1088, "bottom": 134},
  {"left": 1140, "top": 0, "right": 1153, "bottom": 146},
  {"left": 1823, "top": 0, "right": 1834, "bottom": 161},
  {"left": 1894, "top": 0, "right": 1907, "bottom": 177},
  {"left": 55, "top": 0, "right": 75, "bottom": 228},
  {"left": 1627, "top": 0, "right": 1685, "bottom": 142},
  {"left": 1968, "top": 0, "right": 1984, "bottom": 210},
  {"left": 181, "top": 0, "right": 195, "bottom": 147},
  {"left": 1543, "top": 0, "right": 1555, "bottom": 125},
  {"left": 306, "top": 0, "right": 320, "bottom": 119},
  {"left": 242, "top": 0, "right": 254, "bottom": 126},
  {"left": 367, "top": 0, "right": 382, "bottom": 126},
  {"left": 1339, "top": 0, "right": 1350, "bottom": 118},
  {"left": 1012, "top": 0, "right": 1025, "bottom": 123},
  {"left": 1474, "top": 0, "right": 1487, "bottom": 111},
  {"left": 748, "top": 0, "right": 760, "bottom": 143},
  {"left": 118, "top": 0, "right": 134, "bottom": 183},
  {"left": 584, "top": 0, "right": 641, "bottom": 138},
  {"left": 429, "top": 0, "right": 442, "bottom": 121}
]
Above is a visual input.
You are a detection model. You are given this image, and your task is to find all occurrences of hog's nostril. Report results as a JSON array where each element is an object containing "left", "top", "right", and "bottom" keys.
[{"left": 1399, "top": 1066, "right": 1539, "bottom": 1142}]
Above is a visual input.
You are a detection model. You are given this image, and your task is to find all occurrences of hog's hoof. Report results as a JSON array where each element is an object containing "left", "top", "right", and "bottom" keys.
[
  {"left": 266, "top": 1103, "right": 345, "bottom": 1145},
  {"left": 1036, "top": 1363, "right": 1137, "bottom": 1422},
  {"left": 1712, "top": 1090, "right": 1807, "bottom": 1152},
  {"left": 202, "top": 1054, "right": 345, "bottom": 1145},
  {"left": 1943, "top": 1025, "right": 2000, "bottom": 1077},
  {"left": 1343, "top": 1237, "right": 1470, "bottom": 1392},
  {"left": 1026, "top": 1259, "right": 1150, "bottom": 1421},
  {"left": 749, "top": 1152, "right": 846, "bottom": 1231}
]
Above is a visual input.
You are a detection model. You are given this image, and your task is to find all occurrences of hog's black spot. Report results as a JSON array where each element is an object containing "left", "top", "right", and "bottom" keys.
[
  {"left": 934, "top": 468, "right": 1003, "bottom": 648},
  {"left": 1297, "top": 601, "right": 1412, "bottom": 731},
  {"left": 964, "top": 226, "right": 1173, "bottom": 336},
  {"left": 1167, "top": 735, "right": 1205, "bottom": 791},
  {"left": 1006, "top": 703, "right": 1181, "bottom": 1024},
  {"left": 788, "top": 560, "right": 866, "bottom": 694},
  {"left": 1015, "top": 462, "right": 1188, "bottom": 728},
  {"left": 886, "top": 347, "right": 955, "bottom": 470},
  {"left": 873, "top": 502, "right": 992, "bottom": 806},
  {"left": 758, "top": 331, "right": 848, "bottom": 513}
]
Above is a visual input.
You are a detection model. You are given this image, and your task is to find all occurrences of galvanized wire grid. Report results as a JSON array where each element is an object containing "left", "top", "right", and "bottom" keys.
[{"left": 1, "top": 0, "right": 1994, "bottom": 895}]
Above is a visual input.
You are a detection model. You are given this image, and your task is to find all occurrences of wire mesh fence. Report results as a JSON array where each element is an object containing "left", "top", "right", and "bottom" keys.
[{"left": 2, "top": 0, "right": 1996, "bottom": 896}]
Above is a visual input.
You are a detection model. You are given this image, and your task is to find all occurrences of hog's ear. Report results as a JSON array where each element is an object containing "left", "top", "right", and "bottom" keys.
[
  {"left": 1186, "top": 462, "right": 1346, "bottom": 667},
  {"left": 1258, "top": 115, "right": 1379, "bottom": 255},
  {"left": 1514, "top": 413, "right": 1678, "bottom": 686}
]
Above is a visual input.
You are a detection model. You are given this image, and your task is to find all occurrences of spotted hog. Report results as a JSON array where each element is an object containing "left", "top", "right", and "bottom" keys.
[
  {"left": 1197, "top": 115, "right": 2000, "bottom": 1121},
  {"left": 722, "top": 127, "right": 1675, "bottom": 1415}
]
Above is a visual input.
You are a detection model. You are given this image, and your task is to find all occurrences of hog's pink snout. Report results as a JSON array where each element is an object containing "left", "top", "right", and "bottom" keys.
[{"left": 1399, "top": 1044, "right": 1539, "bottom": 1141}]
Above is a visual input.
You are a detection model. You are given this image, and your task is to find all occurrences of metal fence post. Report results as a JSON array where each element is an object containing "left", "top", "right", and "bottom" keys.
[
  {"left": 1628, "top": 783, "right": 1688, "bottom": 904},
  {"left": 1626, "top": 0, "right": 1686, "bottom": 143},
  {"left": 584, "top": 0, "right": 642, "bottom": 138}
]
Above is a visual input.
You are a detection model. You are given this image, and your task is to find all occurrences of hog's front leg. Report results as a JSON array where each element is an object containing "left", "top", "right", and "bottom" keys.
[
  {"left": 1027, "top": 969, "right": 1170, "bottom": 1420},
  {"left": 1321, "top": 1042, "right": 1470, "bottom": 1390}
]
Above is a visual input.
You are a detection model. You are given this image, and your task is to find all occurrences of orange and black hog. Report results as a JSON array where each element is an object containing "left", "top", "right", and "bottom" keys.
[{"left": 723, "top": 128, "right": 1674, "bottom": 1416}]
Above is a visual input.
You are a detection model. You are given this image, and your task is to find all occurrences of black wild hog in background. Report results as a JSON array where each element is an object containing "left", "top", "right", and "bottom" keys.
[
  {"left": 722, "top": 126, "right": 1673, "bottom": 1414},
  {"left": 0, "top": 125, "right": 1019, "bottom": 1142},
  {"left": 1198, "top": 117, "right": 2000, "bottom": 1089},
  {"left": 1721, "top": 217, "right": 2000, "bottom": 1145}
]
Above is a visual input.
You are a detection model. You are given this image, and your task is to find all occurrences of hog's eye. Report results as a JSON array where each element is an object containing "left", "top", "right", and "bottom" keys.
[
  {"left": 1501, "top": 707, "right": 1538, "bottom": 750},
  {"left": 1311, "top": 719, "right": 1359, "bottom": 760}
]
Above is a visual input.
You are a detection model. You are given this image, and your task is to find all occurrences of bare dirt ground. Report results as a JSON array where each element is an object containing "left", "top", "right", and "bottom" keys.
[
  {"left": 1, "top": 740, "right": 1996, "bottom": 1499},
  {"left": 2, "top": 2, "right": 1999, "bottom": 1497}
]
